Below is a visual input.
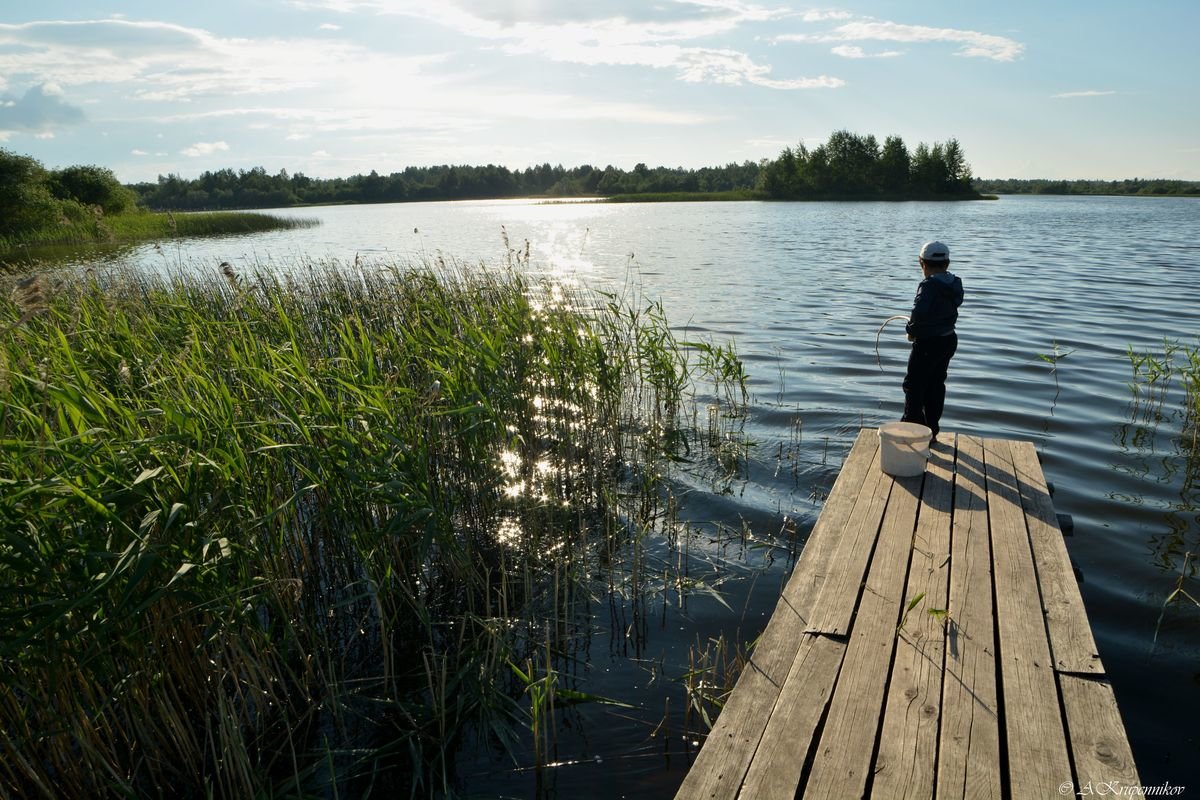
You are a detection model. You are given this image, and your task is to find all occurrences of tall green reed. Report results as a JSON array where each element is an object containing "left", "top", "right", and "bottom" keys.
[
  {"left": 1126, "top": 338, "right": 1200, "bottom": 640},
  {"left": 0, "top": 258, "right": 741, "bottom": 797},
  {"left": 1127, "top": 337, "right": 1200, "bottom": 453}
]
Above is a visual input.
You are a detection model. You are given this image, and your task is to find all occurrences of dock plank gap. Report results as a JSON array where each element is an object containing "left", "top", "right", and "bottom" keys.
[{"left": 675, "top": 429, "right": 1138, "bottom": 800}]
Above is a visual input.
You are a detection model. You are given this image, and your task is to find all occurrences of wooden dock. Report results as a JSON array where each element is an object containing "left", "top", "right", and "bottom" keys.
[{"left": 676, "top": 429, "right": 1138, "bottom": 799}]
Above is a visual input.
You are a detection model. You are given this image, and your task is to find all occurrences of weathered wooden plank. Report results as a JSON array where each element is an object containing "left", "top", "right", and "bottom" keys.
[
  {"left": 1060, "top": 674, "right": 1140, "bottom": 790},
  {"left": 936, "top": 434, "right": 1001, "bottom": 800},
  {"left": 678, "top": 430, "right": 1139, "bottom": 800},
  {"left": 871, "top": 434, "right": 956, "bottom": 799},
  {"left": 734, "top": 634, "right": 845, "bottom": 800},
  {"left": 674, "top": 431, "right": 879, "bottom": 800},
  {"left": 803, "top": 468, "right": 923, "bottom": 796},
  {"left": 732, "top": 432, "right": 889, "bottom": 800},
  {"left": 1009, "top": 440, "right": 1103, "bottom": 675},
  {"left": 781, "top": 430, "right": 880, "bottom": 626},
  {"left": 804, "top": 433, "right": 894, "bottom": 636},
  {"left": 984, "top": 437, "right": 1072, "bottom": 798}
]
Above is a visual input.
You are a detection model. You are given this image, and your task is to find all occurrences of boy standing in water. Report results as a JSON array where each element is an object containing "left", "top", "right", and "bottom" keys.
[{"left": 902, "top": 241, "right": 964, "bottom": 441}]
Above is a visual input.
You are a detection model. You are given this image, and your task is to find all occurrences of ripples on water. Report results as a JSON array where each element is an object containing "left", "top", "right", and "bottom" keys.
[{"left": 19, "top": 195, "right": 1200, "bottom": 792}]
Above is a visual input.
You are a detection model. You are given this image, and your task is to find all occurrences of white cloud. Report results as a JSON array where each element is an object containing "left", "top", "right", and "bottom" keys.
[
  {"left": 182, "top": 140, "right": 229, "bottom": 157},
  {"left": 0, "top": 20, "right": 215, "bottom": 87},
  {"left": 0, "top": 19, "right": 443, "bottom": 102},
  {"left": 778, "top": 19, "right": 1024, "bottom": 61},
  {"left": 148, "top": 86, "right": 723, "bottom": 132},
  {"left": 0, "top": 84, "right": 86, "bottom": 132},
  {"left": 131, "top": 148, "right": 149, "bottom": 155},
  {"left": 800, "top": 9, "right": 854, "bottom": 22},
  {"left": 746, "top": 136, "right": 794, "bottom": 149},
  {"left": 1052, "top": 90, "right": 1116, "bottom": 98},
  {"left": 1, "top": 5, "right": 848, "bottom": 178},
  {"left": 290, "top": 0, "right": 838, "bottom": 90},
  {"left": 674, "top": 48, "right": 843, "bottom": 88},
  {"left": 35, "top": 131, "right": 55, "bottom": 139},
  {"left": 831, "top": 44, "right": 902, "bottom": 58}
]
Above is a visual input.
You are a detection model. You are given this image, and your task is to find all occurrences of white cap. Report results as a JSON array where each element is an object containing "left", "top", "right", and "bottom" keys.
[{"left": 920, "top": 241, "right": 950, "bottom": 261}]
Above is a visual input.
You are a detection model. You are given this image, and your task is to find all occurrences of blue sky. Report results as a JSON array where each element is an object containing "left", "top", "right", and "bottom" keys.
[{"left": 2, "top": 1, "right": 1197, "bottom": 183}]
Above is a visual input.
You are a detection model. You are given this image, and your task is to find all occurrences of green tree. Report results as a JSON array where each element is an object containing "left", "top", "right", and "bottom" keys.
[
  {"left": 824, "top": 130, "right": 880, "bottom": 194},
  {"left": 878, "top": 135, "right": 910, "bottom": 194},
  {"left": 0, "top": 149, "right": 66, "bottom": 239},
  {"left": 761, "top": 146, "right": 800, "bottom": 197},
  {"left": 49, "top": 164, "right": 137, "bottom": 215},
  {"left": 759, "top": 132, "right": 979, "bottom": 199},
  {"left": 910, "top": 142, "right": 949, "bottom": 194},
  {"left": 942, "top": 139, "right": 972, "bottom": 192}
]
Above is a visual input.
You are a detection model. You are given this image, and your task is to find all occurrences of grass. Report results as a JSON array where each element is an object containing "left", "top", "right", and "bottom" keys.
[
  {"left": 0, "top": 258, "right": 746, "bottom": 797},
  {"left": 682, "top": 633, "right": 749, "bottom": 738},
  {"left": 0, "top": 208, "right": 316, "bottom": 254}
]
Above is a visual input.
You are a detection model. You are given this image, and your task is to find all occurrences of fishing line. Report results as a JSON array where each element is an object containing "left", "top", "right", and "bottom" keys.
[{"left": 875, "top": 315, "right": 910, "bottom": 371}]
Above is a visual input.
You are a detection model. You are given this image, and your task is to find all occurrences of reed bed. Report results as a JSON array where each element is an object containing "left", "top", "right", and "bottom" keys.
[
  {"left": 0, "top": 260, "right": 741, "bottom": 797},
  {"left": 107, "top": 210, "right": 319, "bottom": 240},
  {"left": 0, "top": 210, "right": 314, "bottom": 253}
]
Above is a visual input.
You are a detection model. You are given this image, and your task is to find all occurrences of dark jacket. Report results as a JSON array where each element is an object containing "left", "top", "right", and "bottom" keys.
[{"left": 905, "top": 271, "right": 963, "bottom": 339}]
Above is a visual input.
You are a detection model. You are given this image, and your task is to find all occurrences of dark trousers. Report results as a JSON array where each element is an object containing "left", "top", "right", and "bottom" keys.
[{"left": 902, "top": 333, "right": 957, "bottom": 437}]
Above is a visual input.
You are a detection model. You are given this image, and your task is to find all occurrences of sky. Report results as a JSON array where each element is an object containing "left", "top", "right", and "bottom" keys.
[{"left": 1, "top": 0, "right": 1198, "bottom": 183}]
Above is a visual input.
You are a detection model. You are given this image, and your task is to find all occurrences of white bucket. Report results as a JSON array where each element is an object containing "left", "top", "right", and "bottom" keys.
[{"left": 878, "top": 422, "right": 932, "bottom": 476}]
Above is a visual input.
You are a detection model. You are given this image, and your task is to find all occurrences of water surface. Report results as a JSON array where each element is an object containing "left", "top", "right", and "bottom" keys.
[{"left": 16, "top": 195, "right": 1200, "bottom": 794}]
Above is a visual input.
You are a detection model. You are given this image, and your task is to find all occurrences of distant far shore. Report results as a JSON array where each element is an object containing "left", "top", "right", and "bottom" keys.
[
  {"left": 975, "top": 177, "right": 1199, "bottom": 197},
  {"left": 599, "top": 189, "right": 994, "bottom": 203}
]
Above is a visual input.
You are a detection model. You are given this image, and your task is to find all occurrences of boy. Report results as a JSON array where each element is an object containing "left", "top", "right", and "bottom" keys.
[{"left": 902, "top": 240, "right": 963, "bottom": 441}]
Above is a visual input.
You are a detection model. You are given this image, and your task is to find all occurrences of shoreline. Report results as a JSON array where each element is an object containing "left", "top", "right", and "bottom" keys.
[{"left": 0, "top": 210, "right": 317, "bottom": 260}]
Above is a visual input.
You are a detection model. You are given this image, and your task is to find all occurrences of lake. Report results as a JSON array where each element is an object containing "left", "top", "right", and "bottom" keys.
[{"left": 14, "top": 195, "right": 1200, "bottom": 795}]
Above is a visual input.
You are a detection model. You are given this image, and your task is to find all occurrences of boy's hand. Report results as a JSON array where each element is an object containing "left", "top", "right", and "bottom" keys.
[{"left": 907, "top": 334, "right": 914, "bottom": 342}]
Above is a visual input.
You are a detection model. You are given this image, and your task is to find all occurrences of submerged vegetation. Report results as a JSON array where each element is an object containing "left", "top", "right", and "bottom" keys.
[
  {"left": 0, "top": 259, "right": 748, "bottom": 797},
  {"left": 1124, "top": 338, "right": 1200, "bottom": 639},
  {"left": 1127, "top": 338, "right": 1200, "bottom": 455},
  {"left": 0, "top": 149, "right": 314, "bottom": 253}
]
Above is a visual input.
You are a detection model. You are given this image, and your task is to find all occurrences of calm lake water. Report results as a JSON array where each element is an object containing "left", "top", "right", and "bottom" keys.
[{"left": 15, "top": 195, "right": 1200, "bottom": 795}]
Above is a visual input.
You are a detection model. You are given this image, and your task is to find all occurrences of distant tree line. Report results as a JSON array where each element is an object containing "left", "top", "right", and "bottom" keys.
[
  {"left": 758, "top": 130, "right": 979, "bottom": 199},
  {"left": 971, "top": 177, "right": 1200, "bottom": 196},
  {"left": 129, "top": 132, "right": 983, "bottom": 210},
  {"left": 10, "top": 135, "right": 1193, "bottom": 241},
  {"left": 129, "top": 161, "right": 766, "bottom": 210},
  {"left": 1, "top": 148, "right": 138, "bottom": 243}
]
